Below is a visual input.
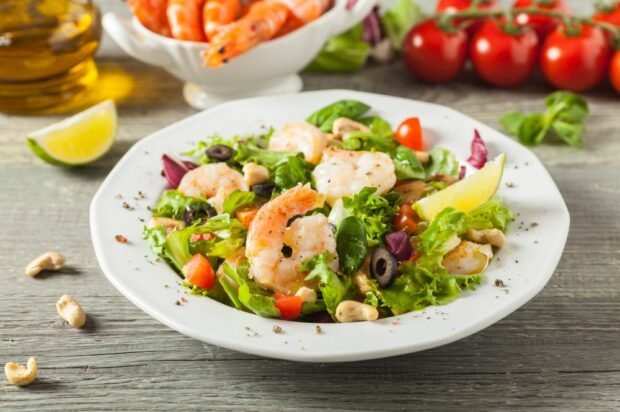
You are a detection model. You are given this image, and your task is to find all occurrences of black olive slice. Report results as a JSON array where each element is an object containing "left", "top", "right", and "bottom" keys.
[
  {"left": 251, "top": 183, "right": 275, "bottom": 198},
  {"left": 206, "top": 144, "right": 235, "bottom": 162},
  {"left": 370, "top": 247, "right": 399, "bottom": 288}
]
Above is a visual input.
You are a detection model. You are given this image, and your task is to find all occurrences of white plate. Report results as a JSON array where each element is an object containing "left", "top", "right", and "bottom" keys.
[{"left": 90, "top": 90, "right": 570, "bottom": 362}]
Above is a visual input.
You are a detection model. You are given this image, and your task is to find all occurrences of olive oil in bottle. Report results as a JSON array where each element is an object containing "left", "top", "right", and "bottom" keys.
[{"left": 0, "top": 0, "right": 101, "bottom": 114}]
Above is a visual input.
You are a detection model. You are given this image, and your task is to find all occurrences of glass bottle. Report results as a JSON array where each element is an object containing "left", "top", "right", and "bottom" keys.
[{"left": 0, "top": 0, "right": 101, "bottom": 114}]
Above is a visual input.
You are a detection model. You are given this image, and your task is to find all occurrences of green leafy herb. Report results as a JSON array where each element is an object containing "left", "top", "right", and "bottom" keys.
[
  {"left": 222, "top": 261, "right": 280, "bottom": 318},
  {"left": 381, "top": 0, "right": 425, "bottom": 50},
  {"left": 305, "top": 24, "right": 370, "bottom": 73},
  {"left": 341, "top": 187, "right": 399, "bottom": 246},
  {"left": 302, "top": 253, "right": 353, "bottom": 319},
  {"left": 306, "top": 100, "right": 371, "bottom": 132},
  {"left": 336, "top": 216, "right": 368, "bottom": 275},
  {"left": 223, "top": 190, "right": 256, "bottom": 215},
  {"left": 500, "top": 91, "right": 589, "bottom": 148}
]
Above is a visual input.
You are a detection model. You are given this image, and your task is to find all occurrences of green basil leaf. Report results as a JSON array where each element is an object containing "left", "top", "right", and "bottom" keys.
[
  {"left": 273, "top": 154, "right": 312, "bottom": 190},
  {"left": 393, "top": 146, "right": 426, "bottom": 180},
  {"left": 306, "top": 100, "right": 371, "bottom": 132},
  {"left": 336, "top": 216, "right": 368, "bottom": 275}
]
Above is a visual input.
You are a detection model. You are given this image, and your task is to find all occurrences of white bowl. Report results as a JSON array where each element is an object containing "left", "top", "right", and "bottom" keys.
[
  {"left": 90, "top": 90, "right": 570, "bottom": 362},
  {"left": 102, "top": 0, "right": 375, "bottom": 109}
]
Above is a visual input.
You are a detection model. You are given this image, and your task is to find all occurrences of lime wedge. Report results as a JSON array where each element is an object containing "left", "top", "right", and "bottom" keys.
[
  {"left": 414, "top": 153, "right": 506, "bottom": 221},
  {"left": 26, "top": 100, "right": 117, "bottom": 166}
]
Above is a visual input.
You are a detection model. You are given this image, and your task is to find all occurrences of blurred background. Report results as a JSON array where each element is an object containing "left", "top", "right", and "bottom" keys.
[{"left": 96, "top": 0, "right": 593, "bottom": 56}]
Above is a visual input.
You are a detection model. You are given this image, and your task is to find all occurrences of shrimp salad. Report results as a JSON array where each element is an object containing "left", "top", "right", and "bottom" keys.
[{"left": 143, "top": 100, "right": 514, "bottom": 323}]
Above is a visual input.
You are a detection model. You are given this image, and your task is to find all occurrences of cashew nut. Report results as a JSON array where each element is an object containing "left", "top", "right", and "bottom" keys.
[
  {"left": 4, "top": 357, "right": 37, "bottom": 386},
  {"left": 393, "top": 180, "right": 426, "bottom": 204},
  {"left": 415, "top": 151, "right": 430, "bottom": 164},
  {"left": 56, "top": 295, "right": 86, "bottom": 328},
  {"left": 466, "top": 228, "right": 506, "bottom": 248},
  {"left": 294, "top": 286, "right": 317, "bottom": 303},
  {"left": 332, "top": 117, "right": 370, "bottom": 138},
  {"left": 242, "top": 162, "right": 270, "bottom": 186},
  {"left": 353, "top": 272, "right": 373, "bottom": 295},
  {"left": 25, "top": 252, "right": 65, "bottom": 277},
  {"left": 148, "top": 217, "right": 185, "bottom": 231},
  {"left": 335, "top": 300, "right": 379, "bottom": 323}
]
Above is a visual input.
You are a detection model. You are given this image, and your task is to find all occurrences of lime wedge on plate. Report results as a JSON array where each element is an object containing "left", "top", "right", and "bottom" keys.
[
  {"left": 415, "top": 153, "right": 506, "bottom": 221},
  {"left": 27, "top": 100, "right": 117, "bottom": 166}
]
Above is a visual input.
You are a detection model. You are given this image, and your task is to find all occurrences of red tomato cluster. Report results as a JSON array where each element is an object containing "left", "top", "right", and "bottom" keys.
[{"left": 402, "top": 0, "right": 620, "bottom": 93}]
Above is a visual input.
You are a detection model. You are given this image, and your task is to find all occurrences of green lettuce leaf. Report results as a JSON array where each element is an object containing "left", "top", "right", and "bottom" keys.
[
  {"left": 392, "top": 146, "right": 426, "bottom": 180},
  {"left": 222, "top": 260, "right": 280, "bottom": 318},
  {"left": 335, "top": 216, "right": 368, "bottom": 275},
  {"left": 142, "top": 226, "right": 167, "bottom": 256},
  {"left": 302, "top": 253, "right": 353, "bottom": 319},
  {"left": 341, "top": 187, "right": 399, "bottom": 246},
  {"left": 152, "top": 190, "right": 215, "bottom": 221},
  {"left": 273, "top": 154, "right": 313, "bottom": 190},
  {"left": 425, "top": 147, "right": 460, "bottom": 178},
  {"left": 223, "top": 190, "right": 256, "bottom": 215},
  {"left": 468, "top": 198, "right": 514, "bottom": 232}
]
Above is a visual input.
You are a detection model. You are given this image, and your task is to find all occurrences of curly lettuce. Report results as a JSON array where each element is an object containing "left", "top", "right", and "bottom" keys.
[
  {"left": 302, "top": 253, "right": 354, "bottom": 319},
  {"left": 341, "top": 187, "right": 399, "bottom": 246}
]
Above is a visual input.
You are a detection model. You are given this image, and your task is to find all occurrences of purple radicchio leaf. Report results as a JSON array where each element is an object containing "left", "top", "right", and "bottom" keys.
[
  {"left": 346, "top": 0, "right": 357, "bottom": 11},
  {"left": 162, "top": 154, "right": 192, "bottom": 189},
  {"left": 467, "top": 129, "right": 489, "bottom": 169},
  {"left": 385, "top": 231, "right": 413, "bottom": 261},
  {"left": 363, "top": 6, "right": 383, "bottom": 46},
  {"left": 182, "top": 160, "right": 198, "bottom": 170},
  {"left": 459, "top": 165, "right": 466, "bottom": 180}
]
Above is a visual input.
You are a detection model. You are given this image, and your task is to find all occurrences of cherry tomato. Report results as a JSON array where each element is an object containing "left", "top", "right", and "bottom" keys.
[
  {"left": 402, "top": 19, "right": 468, "bottom": 84},
  {"left": 235, "top": 207, "right": 258, "bottom": 228},
  {"left": 395, "top": 117, "right": 423, "bottom": 151},
  {"left": 274, "top": 295, "right": 303, "bottom": 320},
  {"left": 513, "top": 0, "right": 570, "bottom": 40},
  {"left": 470, "top": 20, "right": 539, "bottom": 87},
  {"left": 393, "top": 204, "right": 418, "bottom": 234},
  {"left": 541, "top": 24, "right": 612, "bottom": 92},
  {"left": 183, "top": 254, "right": 215, "bottom": 290},
  {"left": 436, "top": 0, "right": 498, "bottom": 35},
  {"left": 436, "top": 0, "right": 497, "bottom": 13},
  {"left": 594, "top": 2, "right": 620, "bottom": 27},
  {"left": 610, "top": 50, "right": 620, "bottom": 94}
]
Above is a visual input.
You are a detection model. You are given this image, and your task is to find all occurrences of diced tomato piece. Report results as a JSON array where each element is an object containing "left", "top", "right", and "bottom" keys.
[
  {"left": 183, "top": 254, "right": 215, "bottom": 290},
  {"left": 395, "top": 117, "right": 424, "bottom": 151},
  {"left": 274, "top": 295, "right": 303, "bottom": 320},
  {"left": 236, "top": 207, "right": 259, "bottom": 228},
  {"left": 394, "top": 204, "right": 418, "bottom": 234}
]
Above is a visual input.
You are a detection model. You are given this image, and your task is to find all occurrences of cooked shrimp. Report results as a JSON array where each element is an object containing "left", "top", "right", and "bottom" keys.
[
  {"left": 177, "top": 163, "right": 248, "bottom": 213},
  {"left": 245, "top": 184, "right": 336, "bottom": 294},
  {"left": 203, "top": 0, "right": 241, "bottom": 40},
  {"left": 276, "top": 0, "right": 332, "bottom": 23},
  {"left": 128, "top": 0, "right": 171, "bottom": 36},
  {"left": 203, "top": 0, "right": 289, "bottom": 66},
  {"left": 167, "top": 0, "right": 207, "bottom": 41},
  {"left": 312, "top": 147, "right": 397, "bottom": 206},
  {"left": 442, "top": 241, "right": 493, "bottom": 275},
  {"left": 268, "top": 121, "right": 328, "bottom": 165}
]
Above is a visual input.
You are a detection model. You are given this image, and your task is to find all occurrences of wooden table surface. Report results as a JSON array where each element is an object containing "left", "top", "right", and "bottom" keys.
[{"left": 1, "top": 57, "right": 619, "bottom": 411}]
